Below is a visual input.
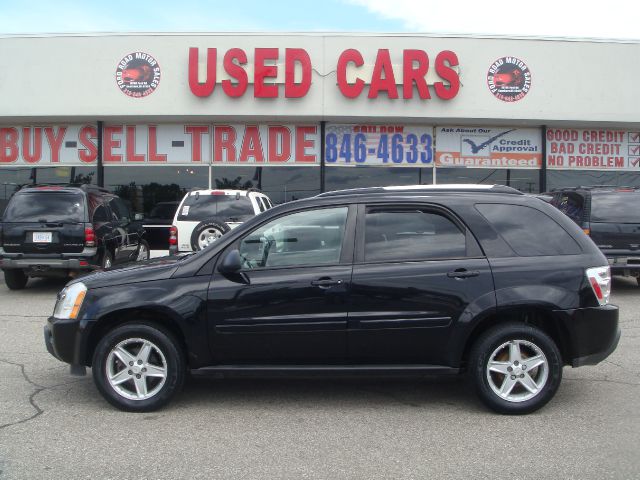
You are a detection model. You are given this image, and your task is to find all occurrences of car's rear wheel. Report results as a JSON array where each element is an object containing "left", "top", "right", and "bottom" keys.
[
  {"left": 136, "top": 240, "right": 150, "bottom": 261},
  {"left": 92, "top": 323, "right": 185, "bottom": 412},
  {"left": 101, "top": 251, "right": 113, "bottom": 269},
  {"left": 4, "top": 269, "right": 28, "bottom": 290},
  {"left": 190, "top": 220, "right": 230, "bottom": 251},
  {"left": 469, "top": 322, "right": 562, "bottom": 414}
]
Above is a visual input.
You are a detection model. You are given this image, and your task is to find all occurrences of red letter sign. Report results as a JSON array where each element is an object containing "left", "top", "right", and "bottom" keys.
[
  {"left": 337, "top": 49, "right": 365, "bottom": 98},
  {"left": 434, "top": 50, "right": 460, "bottom": 100},
  {"left": 254, "top": 48, "right": 279, "bottom": 98},
  {"left": 189, "top": 47, "right": 217, "bottom": 97},
  {"left": 403, "top": 50, "right": 430, "bottom": 99},
  {"left": 285, "top": 48, "right": 311, "bottom": 98}
]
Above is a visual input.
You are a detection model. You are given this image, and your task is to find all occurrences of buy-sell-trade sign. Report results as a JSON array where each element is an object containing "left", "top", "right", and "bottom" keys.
[{"left": 435, "top": 127, "right": 542, "bottom": 169}]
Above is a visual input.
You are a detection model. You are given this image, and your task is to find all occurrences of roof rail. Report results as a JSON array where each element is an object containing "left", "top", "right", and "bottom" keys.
[
  {"left": 317, "top": 184, "right": 524, "bottom": 198},
  {"left": 550, "top": 185, "right": 640, "bottom": 192},
  {"left": 19, "top": 183, "right": 111, "bottom": 193}
]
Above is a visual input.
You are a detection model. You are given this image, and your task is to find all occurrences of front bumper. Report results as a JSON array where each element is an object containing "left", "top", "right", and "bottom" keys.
[
  {"left": 555, "top": 304, "right": 621, "bottom": 367},
  {"left": 44, "top": 316, "right": 93, "bottom": 372}
]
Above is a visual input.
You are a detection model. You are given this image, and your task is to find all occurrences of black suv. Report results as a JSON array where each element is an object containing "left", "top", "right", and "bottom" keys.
[
  {"left": 44, "top": 185, "right": 619, "bottom": 414},
  {"left": 547, "top": 186, "right": 640, "bottom": 285},
  {"left": 0, "top": 185, "right": 150, "bottom": 289}
]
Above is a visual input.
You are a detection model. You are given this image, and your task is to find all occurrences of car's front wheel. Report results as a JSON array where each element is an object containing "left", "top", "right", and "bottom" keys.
[
  {"left": 92, "top": 323, "right": 186, "bottom": 412},
  {"left": 469, "top": 322, "right": 562, "bottom": 414}
]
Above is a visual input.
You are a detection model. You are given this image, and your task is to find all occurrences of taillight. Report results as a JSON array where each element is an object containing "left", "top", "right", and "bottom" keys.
[
  {"left": 586, "top": 266, "right": 611, "bottom": 306},
  {"left": 84, "top": 225, "right": 96, "bottom": 247},
  {"left": 582, "top": 228, "right": 590, "bottom": 236},
  {"left": 169, "top": 226, "right": 178, "bottom": 246}
]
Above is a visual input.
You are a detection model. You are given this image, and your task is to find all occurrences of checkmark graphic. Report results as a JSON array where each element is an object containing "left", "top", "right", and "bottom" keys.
[
  {"left": 462, "top": 129, "right": 516, "bottom": 154},
  {"left": 629, "top": 132, "right": 640, "bottom": 143},
  {"left": 630, "top": 145, "right": 640, "bottom": 156}
]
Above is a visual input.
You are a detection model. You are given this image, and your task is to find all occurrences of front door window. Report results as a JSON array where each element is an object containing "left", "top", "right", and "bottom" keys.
[{"left": 239, "top": 207, "right": 348, "bottom": 269}]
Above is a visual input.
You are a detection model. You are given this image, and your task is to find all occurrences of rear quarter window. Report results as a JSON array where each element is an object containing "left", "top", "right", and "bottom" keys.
[{"left": 476, "top": 203, "right": 582, "bottom": 256}]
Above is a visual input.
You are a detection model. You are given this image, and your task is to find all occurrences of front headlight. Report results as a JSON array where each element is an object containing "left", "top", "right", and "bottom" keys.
[{"left": 53, "top": 282, "right": 88, "bottom": 319}]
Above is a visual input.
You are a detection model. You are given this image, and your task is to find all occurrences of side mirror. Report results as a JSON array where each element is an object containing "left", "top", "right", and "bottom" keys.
[
  {"left": 218, "top": 249, "right": 242, "bottom": 274},
  {"left": 134, "top": 213, "right": 145, "bottom": 221}
]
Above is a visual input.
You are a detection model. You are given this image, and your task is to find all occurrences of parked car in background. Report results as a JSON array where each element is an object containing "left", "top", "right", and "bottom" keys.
[
  {"left": 0, "top": 184, "right": 149, "bottom": 289},
  {"left": 45, "top": 184, "right": 619, "bottom": 414},
  {"left": 547, "top": 186, "right": 640, "bottom": 285},
  {"left": 142, "top": 201, "right": 180, "bottom": 251},
  {"left": 169, "top": 189, "right": 273, "bottom": 254}
]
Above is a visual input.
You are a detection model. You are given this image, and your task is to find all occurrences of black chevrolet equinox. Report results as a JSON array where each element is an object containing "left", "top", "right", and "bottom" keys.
[{"left": 44, "top": 185, "right": 620, "bottom": 414}]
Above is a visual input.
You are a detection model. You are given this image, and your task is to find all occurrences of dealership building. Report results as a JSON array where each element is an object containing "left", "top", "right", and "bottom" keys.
[{"left": 0, "top": 32, "right": 639, "bottom": 212}]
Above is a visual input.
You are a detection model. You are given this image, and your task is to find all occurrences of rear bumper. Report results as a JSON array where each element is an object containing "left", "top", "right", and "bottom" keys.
[
  {"left": 603, "top": 254, "right": 640, "bottom": 275},
  {"left": 555, "top": 304, "right": 621, "bottom": 367},
  {"left": 1, "top": 248, "right": 98, "bottom": 271}
]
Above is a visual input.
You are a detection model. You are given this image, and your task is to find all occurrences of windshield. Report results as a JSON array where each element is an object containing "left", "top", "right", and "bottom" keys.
[
  {"left": 177, "top": 194, "right": 254, "bottom": 222},
  {"left": 3, "top": 192, "right": 85, "bottom": 223},
  {"left": 591, "top": 193, "right": 640, "bottom": 223}
]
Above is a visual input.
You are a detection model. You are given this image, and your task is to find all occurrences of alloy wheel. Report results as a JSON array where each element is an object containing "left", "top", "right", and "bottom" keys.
[
  {"left": 485, "top": 339, "right": 549, "bottom": 403},
  {"left": 105, "top": 338, "right": 168, "bottom": 401}
]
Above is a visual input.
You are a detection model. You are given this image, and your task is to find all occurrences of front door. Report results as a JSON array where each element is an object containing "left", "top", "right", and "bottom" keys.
[
  {"left": 207, "top": 205, "right": 356, "bottom": 364},
  {"left": 348, "top": 204, "right": 495, "bottom": 365}
]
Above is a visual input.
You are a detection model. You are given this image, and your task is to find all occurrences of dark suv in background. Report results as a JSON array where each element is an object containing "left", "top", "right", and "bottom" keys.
[
  {"left": 44, "top": 184, "right": 619, "bottom": 414},
  {"left": 547, "top": 186, "right": 640, "bottom": 285},
  {"left": 0, "top": 185, "right": 150, "bottom": 289}
]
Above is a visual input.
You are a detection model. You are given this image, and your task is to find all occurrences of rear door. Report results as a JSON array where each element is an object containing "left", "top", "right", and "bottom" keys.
[
  {"left": 108, "top": 197, "right": 138, "bottom": 262},
  {"left": 348, "top": 203, "right": 495, "bottom": 365},
  {"left": 1, "top": 191, "right": 86, "bottom": 255}
]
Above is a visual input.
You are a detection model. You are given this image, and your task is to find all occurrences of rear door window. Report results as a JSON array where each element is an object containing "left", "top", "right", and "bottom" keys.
[
  {"left": 3, "top": 192, "right": 85, "bottom": 223},
  {"left": 364, "top": 209, "right": 468, "bottom": 262},
  {"left": 476, "top": 203, "right": 581, "bottom": 256},
  {"left": 109, "top": 198, "right": 131, "bottom": 221}
]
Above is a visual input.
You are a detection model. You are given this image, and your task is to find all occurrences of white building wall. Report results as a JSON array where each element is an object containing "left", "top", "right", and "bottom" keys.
[{"left": 0, "top": 33, "right": 638, "bottom": 127}]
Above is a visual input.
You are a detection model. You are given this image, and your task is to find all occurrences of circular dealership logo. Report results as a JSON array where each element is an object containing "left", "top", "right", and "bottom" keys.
[
  {"left": 115, "top": 52, "right": 161, "bottom": 98},
  {"left": 487, "top": 56, "right": 531, "bottom": 102}
]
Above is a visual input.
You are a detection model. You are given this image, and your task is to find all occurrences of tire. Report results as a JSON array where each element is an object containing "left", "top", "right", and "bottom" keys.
[
  {"left": 136, "top": 240, "right": 150, "bottom": 261},
  {"left": 101, "top": 250, "right": 113, "bottom": 270},
  {"left": 4, "top": 269, "right": 28, "bottom": 290},
  {"left": 190, "top": 220, "right": 230, "bottom": 251},
  {"left": 468, "top": 322, "right": 562, "bottom": 415},
  {"left": 92, "top": 323, "right": 186, "bottom": 412}
]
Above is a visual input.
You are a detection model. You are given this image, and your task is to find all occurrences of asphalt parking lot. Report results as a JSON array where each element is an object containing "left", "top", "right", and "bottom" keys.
[{"left": 0, "top": 277, "right": 639, "bottom": 479}]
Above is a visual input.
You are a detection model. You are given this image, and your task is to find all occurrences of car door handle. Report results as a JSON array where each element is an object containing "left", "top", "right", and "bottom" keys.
[
  {"left": 447, "top": 269, "right": 480, "bottom": 279},
  {"left": 311, "top": 278, "right": 343, "bottom": 288}
]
